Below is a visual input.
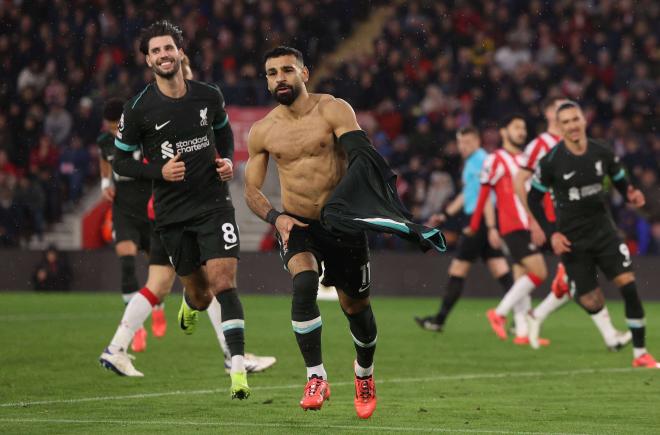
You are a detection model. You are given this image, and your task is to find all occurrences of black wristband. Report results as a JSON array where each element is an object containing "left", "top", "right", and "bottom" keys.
[{"left": 266, "top": 209, "right": 282, "bottom": 225}]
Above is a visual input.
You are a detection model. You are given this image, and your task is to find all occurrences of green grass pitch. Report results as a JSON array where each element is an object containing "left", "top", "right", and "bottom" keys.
[{"left": 0, "top": 292, "right": 659, "bottom": 434}]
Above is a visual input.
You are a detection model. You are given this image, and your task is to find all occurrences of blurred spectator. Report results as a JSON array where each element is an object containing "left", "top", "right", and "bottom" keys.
[
  {"left": 0, "top": 149, "right": 18, "bottom": 178},
  {"left": 32, "top": 244, "right": 72, "bottom": 291},
  {"left": 14, "top": 175, "right": 45, "bottom": 242},
  {"left": 0, "top": 177, "right": 19, "bottom": 247},
  {"left": 59, "top": 135, "right": 90, "bottom": 204},
  {"left": 43, "top": 104, "right": 73, "bottom": 147}
]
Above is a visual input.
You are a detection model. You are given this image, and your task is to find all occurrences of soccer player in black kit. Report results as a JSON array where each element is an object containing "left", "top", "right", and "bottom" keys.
[
  {"left": 525, "top": 101, "right": 659, "bottom": 369},
  {"left": 112, "top": 21, "right": 252, "bottom": 396}
]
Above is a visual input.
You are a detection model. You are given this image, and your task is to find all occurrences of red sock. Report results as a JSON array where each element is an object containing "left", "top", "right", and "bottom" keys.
[{"left": 139, "top": 287, "right": 159, "bottom": 306}]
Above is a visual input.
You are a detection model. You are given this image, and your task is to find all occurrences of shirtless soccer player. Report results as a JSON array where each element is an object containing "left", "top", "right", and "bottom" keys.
[{"left": 245, "top": 46, "right": 378, "bottom": 418}]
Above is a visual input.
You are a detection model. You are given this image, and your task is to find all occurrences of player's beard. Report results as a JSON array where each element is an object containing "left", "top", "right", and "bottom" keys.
[
  {"left": 271, "top": 83, "right": 301, "bottom": 106},
  {"left": 152, "top": 57, "right": 181, "bottom": 79},
  {"left": 506, "top": 131, "right": 525, "bottom": 149}
]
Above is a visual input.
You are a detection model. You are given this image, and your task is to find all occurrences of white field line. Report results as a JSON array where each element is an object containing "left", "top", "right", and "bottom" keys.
[
  {"left": 0, "top": 367, "right": 634, "bottom": 408},
  {"left": 0, "top": 312, "right": 118, "bottom": 322},
  {"left": 0, "top": 417, "right": 589, "bottom": 435}
]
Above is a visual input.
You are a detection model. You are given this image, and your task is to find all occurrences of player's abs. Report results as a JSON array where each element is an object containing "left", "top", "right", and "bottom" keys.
[{"left": 278, "top": 161, "right": 344, "bottom": 219}]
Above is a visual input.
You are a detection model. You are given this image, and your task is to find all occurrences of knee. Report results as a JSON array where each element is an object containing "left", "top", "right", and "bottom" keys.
[
  {"left": 209, "top": 277, "right": 236, "bottom": 295},
  {"left": 578, "top": 289, "right": 604, "bottom": 313},
  {"left": 187, "top": 290, "right": 213, "bottom": 310},
  {"left": 341, "top": 297, "right": 370, "bottom": 315},
  {"left": 614, "top": 272, "right": 635, "bottom": 288}
]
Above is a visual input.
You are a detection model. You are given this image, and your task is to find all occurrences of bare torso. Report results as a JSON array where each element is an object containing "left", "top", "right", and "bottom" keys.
[{"left": 259, "top": 95, "right": 347, "bottom": 219}]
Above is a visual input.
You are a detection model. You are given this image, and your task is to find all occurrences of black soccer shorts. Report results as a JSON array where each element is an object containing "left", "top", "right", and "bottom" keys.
[
  {"left": 561, "top": 226, "right": 633, "bottom": 297},
  {"left": 148, "top": 228, "right": 171, "bottom": 266},
  {"left": 277, "top": 214, "right": 371, "bottom": 299},
  {"left": 502, "top": 229, "right": 539, "bottom": 264},
  {"left": 112, "top": 206, "right": 151, "bottom": 252},
  {"left": 455, "top": 218, "right": 505, "bottom": 262},
  {"left": 157, "top": 208, "right": 239, "bottom": 276}
]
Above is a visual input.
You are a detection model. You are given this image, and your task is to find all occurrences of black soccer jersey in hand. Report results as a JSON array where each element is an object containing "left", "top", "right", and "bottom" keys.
[
  {"left": 531, "top": 139, "right": 626, "bottom": 237},
  {"left": 98, "top": 131, "right": 151, "bottom": 220},
  {"left": 115, "top": 80, "right": 232, "bottom": 227}
]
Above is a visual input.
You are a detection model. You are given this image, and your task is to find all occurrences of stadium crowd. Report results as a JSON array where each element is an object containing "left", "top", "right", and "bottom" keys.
[
  {"left": 0, "top": 0, "right": 658, "bottom": 252},
  {"left": 0, "top": 0, "right": 371, "bottom": 246},
  {"left": 317, "top": 0, "right": 660, "bottom": 253}
]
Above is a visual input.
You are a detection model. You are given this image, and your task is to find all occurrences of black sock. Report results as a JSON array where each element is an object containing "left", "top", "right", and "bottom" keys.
[
  {"left": 216, "top": 289, "right": 245, "bottom": 357},
  {"left": 497, "top": 272, "right": 514, "bottom": 294},
  {"left": 119, "top": 255, "right": 138, "bottom": 303},
  {"left": 437, "top": 276, "right": 464, "bottom": 324},
  {"left": 620, "top": 282, "right": 646, "bottom": 348},
  {"left": 344, "top": 305, "right": 377, "bottom": 369},
  {"left": 291, "top": 271, "right": 323, "bottom": 367}
]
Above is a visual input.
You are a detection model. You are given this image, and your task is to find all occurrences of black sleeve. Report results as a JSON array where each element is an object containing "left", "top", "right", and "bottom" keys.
[
  {"left": 605, "top": 147, "right": 630, "bottom": 198},
  {"left": 214, "top": 123, "right": 234, "bottom": 161},
  {"left": 528, "top": 186, "right": 556, "bottom": 238},
  {"left": 113, "top": 148, "right": 164, "bottom": 180},
  {"left": 211, "top": 85, "right": 233, "bottom": 161}
]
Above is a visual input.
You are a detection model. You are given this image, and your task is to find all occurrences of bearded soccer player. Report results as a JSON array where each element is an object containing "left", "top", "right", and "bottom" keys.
[
  {"left": 527, "top": 101, "right": 658, "bottom": 369},
  {"left": 514, "top": 97, "right": 630, "bottom": 350},
  {"left": 468, "top": 114, "right": 550, "bottom": 345},
  {"left": 111, "top": 21, "right": 250, "bottom": 398},
  {"left": 97, "top": 98, "right": 165, "bottom": 351},
  {"left": 245, "top": 46, "right": 378, "bottom": 418}
]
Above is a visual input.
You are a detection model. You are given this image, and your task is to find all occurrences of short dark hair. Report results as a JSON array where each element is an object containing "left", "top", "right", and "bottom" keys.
[
  {"left": 139, "top": 20, "right": 184, "bottom": 55},
  {"left": 103, "top": 98, "right": 124, "bottom": 122},
  {"left": 498, "top": 113, "right": 526, "bottom": 129},
  {"left": 263, "top": 46, "right": 304, "bottom": 65},
  {"left": 457, "top": 125, "right": 479, "bottom": 137},
  {"left": 542, "top": 96, "right": 565, "bottom": 110},
  {"left": 556, "top": 100, "right": 581, "bottom": 115}
]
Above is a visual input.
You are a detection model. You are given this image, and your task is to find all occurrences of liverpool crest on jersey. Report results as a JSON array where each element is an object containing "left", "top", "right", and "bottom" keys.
[{"left": 200, "top": 107, "right": 208, "bottom": 126}]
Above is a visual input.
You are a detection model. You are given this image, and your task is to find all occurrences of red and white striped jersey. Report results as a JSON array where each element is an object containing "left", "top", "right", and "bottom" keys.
[
  {"left": 521, "top": 132, "right": 561, "bottom": 222},
  {"left": 520, "top": 132, "right": 560, "bottom": 171},
  {"left": 475, "top": 149, "right": 529, "bottom": 235}
]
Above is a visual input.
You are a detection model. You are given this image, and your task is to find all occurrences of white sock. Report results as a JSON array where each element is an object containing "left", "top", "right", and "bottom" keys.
[
  {"left": 513, "top": 295, "right": 531, "bottom": 337},
  {"left": 109, "top": 293, "right": 153, "bottom": 352},
  {"left": 206, "top": 297, "right": 230, "bottom": 359},
  {"left": 533, "top": 292, "right": 569, "bottom": 321},
  {"left": 496, "top": 275, "right": 537, "bottom": 317},
  {"left": 154, "top": 302, "right": 165, "bottom": 310},
  {"left": 590, "top": 307, "right": 618, "bottom": 347},
  {"left": 633, "top": 347, "right": 648, "bottom": 359},
  {"left": 306, "top": 364, "right": 327, "bottom": 380},
  {"left": 231, "top": 355, "right": 245, "bottom": 374},
  {"left": 354, "top": 361, "right": 374, "bottom": 378},
  {"left": 121, "top": 291, "right": 137, "bottom": 304}
]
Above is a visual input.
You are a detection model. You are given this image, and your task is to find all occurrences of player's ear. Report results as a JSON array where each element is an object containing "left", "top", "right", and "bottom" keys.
[
  {"left": 302, "top": 66, "right": 309, "bottom": 83},
  {"left": 145, "top": 55, "right": 151, "bottom": 68}
]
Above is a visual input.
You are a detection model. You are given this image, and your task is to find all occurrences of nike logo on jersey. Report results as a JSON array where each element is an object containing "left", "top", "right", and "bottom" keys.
[
  {"left": 563, "top": 171, "right": 576, "bottom": 180},
  {"left": 155, "top": 120, "right": 171, "bottom": 130},
  {"left": 224, "top": 243, "right": 238, "bottom": 250}
]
